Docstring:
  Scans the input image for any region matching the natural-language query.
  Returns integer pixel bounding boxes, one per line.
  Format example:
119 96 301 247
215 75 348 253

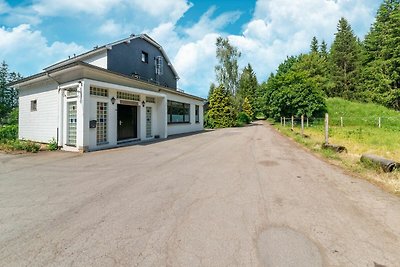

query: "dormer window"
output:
141 51 148 63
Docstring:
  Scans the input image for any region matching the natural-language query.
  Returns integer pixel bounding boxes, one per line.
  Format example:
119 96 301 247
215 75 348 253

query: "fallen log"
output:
322 143 347 153
360 154 399 173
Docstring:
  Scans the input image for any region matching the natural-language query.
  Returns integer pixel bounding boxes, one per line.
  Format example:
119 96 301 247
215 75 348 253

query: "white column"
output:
57 86 64 147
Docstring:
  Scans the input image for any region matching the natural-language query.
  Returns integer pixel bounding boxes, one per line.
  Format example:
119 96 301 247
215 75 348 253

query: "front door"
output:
117 104 137 141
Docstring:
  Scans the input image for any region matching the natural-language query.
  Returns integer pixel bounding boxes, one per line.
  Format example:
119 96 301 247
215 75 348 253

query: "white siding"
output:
165 92 204 136
83 51 107 69
19 82 59 143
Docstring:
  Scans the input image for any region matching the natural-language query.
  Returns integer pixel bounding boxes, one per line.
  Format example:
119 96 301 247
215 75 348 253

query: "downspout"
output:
46 72 61 147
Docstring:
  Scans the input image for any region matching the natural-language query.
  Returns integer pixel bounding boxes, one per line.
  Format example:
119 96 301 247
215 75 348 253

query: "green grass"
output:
274 97 400 195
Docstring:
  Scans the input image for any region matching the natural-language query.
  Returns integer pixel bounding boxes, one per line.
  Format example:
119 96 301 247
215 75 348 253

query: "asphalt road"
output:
1 122 399 266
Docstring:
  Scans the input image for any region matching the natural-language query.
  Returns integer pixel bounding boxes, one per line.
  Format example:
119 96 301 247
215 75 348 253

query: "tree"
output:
206 85 236 128
359 0 400 109
238 63 258 117
215 37 241 96
0 61 21 122
310 36 319 54
263 56 327 120
242 97 253 120
329 17 361 99
320 40 328 58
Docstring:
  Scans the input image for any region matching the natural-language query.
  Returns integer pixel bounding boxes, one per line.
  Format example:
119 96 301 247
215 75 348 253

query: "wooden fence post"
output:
283 117 286 127
291 116 294 130
378 117 381 128
325 113 329 145
280 117 283 126
340 117 343 127
301 115 304 137
306 117 309 128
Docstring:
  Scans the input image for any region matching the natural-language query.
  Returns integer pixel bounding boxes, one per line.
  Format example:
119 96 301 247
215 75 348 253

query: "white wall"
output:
83 51 107 69
19 82 59 143
165 91 204 136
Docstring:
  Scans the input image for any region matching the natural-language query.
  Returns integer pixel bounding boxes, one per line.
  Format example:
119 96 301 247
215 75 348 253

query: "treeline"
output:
0 61 21 125
262 0 400 119
206 0 400 127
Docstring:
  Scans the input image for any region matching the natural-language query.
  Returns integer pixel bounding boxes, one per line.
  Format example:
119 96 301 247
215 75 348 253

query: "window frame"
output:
195 105 200 123
30 100 37 112
167 100 190 124
141 51 149 63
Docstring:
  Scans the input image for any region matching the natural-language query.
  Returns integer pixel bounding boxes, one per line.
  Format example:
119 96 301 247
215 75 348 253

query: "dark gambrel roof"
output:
43 34 180 79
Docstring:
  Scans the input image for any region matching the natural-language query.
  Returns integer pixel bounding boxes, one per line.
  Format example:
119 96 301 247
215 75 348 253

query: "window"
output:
167 100 190 123
155 56 163 75
195 105 200 123
30 100 37 111
90 86 108 97
141 51 149 63
67 101 77 146
117 91 140 101
146 96 155 103
96 102 108 145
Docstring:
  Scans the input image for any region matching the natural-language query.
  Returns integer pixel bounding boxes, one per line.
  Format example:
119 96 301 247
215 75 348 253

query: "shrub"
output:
0 124 18 141
47 138 58 151
237 112 251 125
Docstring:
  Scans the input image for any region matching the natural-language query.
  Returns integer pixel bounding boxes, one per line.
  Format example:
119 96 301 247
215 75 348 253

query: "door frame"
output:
117 103 139 142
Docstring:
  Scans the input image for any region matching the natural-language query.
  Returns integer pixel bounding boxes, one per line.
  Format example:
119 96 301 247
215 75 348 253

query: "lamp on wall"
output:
142 100 145 107
111 97 116 105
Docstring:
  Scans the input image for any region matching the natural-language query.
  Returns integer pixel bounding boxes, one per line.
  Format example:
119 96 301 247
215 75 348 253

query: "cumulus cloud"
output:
174 33 220 95
184 6 241 40
0 24 85 75
32 0 123 16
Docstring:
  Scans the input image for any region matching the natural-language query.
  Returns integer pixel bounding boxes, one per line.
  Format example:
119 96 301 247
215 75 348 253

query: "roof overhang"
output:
10 62 204 102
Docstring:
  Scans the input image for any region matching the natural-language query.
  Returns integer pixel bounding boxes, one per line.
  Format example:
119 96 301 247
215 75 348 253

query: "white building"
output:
11 34 204 152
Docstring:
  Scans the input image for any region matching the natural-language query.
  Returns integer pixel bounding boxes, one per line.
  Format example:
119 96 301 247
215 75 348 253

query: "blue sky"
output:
0 0 382 97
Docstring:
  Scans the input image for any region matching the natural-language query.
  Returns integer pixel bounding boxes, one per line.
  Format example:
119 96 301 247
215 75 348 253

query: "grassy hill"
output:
325 98 400 129
276 97 400 195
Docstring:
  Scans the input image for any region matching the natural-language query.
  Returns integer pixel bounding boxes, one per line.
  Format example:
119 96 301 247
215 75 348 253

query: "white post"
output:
325 113 329 145
301 115 304 137
283 117 286 127
280 117 283 126
378 117 381 128
291 116 294 130
306 117 309 128
340 116 343 127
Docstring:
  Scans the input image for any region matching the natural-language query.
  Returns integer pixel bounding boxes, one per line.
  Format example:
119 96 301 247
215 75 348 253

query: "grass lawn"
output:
273 98 400 195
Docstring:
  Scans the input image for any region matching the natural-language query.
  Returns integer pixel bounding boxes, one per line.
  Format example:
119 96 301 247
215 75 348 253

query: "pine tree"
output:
0 61 21 121
329 17 361 99
360 0 400 109
206 85 236 128
238 63 258 117
320 40 328 58
310 36 319 54
242 97 253 120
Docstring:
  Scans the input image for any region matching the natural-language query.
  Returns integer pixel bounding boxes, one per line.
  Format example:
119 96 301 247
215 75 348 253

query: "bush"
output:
0 124 18 141
204 113 215 129
47 138 58 151
0 139 40 153
237 112 251 125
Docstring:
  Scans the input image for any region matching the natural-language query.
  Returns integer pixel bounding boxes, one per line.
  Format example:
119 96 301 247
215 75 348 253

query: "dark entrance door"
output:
117 104 137 141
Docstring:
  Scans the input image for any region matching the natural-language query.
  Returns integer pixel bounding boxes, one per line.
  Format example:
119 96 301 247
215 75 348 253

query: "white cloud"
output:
184 6 241 40
32 0 122 16
129 0 192 24
174 33 219 95
98 19 126 37
0 24 85 75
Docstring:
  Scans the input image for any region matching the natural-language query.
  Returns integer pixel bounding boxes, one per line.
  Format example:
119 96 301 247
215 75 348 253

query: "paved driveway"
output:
1 122 399 266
